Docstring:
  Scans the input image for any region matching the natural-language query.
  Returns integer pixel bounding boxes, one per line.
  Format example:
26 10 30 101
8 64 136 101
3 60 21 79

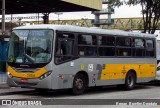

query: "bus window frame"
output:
132 37 146 58
145 38 156 58
97 34 116 57
77 33 98 57
54 31 156 65
54 31 78 65
116 36 132 57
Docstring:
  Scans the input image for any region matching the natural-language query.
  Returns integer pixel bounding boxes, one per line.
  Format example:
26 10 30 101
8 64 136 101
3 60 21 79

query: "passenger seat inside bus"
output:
35 53 51 63
84 47 96 56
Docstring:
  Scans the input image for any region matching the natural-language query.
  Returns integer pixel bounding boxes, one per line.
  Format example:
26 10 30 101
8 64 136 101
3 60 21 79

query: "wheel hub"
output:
128 75 133 86
75 78 83 89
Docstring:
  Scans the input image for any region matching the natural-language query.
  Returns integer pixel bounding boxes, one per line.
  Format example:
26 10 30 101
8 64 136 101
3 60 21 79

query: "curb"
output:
0 83 10 89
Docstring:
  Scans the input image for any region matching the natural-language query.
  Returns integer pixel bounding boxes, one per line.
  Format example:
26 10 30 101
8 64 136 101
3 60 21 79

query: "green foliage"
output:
125 0 140 5
126 0 160 34
137 23 143 30
158 23 160 29
108 0 123 7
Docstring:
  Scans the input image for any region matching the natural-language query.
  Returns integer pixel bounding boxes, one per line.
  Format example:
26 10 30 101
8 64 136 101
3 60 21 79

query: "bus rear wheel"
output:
124 71 136 90
72 73 86 95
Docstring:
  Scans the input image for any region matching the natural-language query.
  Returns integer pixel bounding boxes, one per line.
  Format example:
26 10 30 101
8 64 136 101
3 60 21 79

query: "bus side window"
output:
84 46 96 56
146 39 154 57
55 33 75 64
98 35 115 57
56 38 74 56
132 38 145 57
78 34 97 56
56 39 63 55
61 39 74 56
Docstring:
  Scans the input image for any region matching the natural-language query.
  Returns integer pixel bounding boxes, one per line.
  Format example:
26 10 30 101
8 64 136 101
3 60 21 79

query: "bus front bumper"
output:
7 75 52 89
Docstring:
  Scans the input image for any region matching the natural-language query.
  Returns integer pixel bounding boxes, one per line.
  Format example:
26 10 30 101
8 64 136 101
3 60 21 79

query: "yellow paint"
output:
8 66 47 78
80 64 85 70
62 0 102 10
100 64 156 80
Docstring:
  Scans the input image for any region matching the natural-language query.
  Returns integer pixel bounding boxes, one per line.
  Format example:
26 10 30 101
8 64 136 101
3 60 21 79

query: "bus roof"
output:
14 24 156 38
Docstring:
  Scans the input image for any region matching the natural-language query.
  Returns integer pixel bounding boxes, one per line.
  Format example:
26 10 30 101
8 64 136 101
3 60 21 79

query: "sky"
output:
53 4 143 20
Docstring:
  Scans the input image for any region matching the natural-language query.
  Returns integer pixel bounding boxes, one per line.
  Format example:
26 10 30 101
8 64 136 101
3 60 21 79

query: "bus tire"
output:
72 73 86 95
124 71 136 90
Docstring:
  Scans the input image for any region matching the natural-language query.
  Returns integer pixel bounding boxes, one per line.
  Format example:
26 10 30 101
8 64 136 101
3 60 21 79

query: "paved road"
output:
0 82 160 108
0 82 160 99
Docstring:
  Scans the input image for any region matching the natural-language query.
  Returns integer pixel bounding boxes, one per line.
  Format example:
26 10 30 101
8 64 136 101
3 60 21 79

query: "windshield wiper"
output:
24 53 35 63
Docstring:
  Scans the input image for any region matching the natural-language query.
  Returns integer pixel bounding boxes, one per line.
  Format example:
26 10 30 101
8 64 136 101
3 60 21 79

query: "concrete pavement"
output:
0 73 6 83
0 74 10 88
0 83 10 88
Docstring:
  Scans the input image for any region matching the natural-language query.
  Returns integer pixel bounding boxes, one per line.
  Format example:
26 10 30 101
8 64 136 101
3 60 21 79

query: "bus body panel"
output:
7 57 156 89
7 25 156 91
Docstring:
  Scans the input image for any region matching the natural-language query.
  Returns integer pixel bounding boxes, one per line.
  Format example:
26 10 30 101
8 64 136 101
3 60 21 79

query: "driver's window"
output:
55 32 75 64
56 38 63 55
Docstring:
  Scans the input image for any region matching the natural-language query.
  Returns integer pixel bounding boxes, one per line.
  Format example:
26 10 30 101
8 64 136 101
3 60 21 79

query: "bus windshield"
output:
8 30 53 64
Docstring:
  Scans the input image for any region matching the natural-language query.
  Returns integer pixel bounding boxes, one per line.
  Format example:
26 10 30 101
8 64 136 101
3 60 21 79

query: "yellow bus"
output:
7 25 156 95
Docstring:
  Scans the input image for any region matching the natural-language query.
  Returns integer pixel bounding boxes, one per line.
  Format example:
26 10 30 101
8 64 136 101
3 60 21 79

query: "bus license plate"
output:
20 78 28 83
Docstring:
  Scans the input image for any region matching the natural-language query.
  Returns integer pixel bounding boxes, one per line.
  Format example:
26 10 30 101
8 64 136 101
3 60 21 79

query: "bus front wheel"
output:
72 73 86 95
124 71 136 90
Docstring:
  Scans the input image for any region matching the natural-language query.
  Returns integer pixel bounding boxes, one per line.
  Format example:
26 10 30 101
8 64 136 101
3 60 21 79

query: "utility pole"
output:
54 12 63 25
42 13 50 24
2 0 5 35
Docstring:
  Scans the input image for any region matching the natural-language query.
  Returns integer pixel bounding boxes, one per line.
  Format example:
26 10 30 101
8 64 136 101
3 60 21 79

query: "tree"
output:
126 0 160 34
109 0 123 7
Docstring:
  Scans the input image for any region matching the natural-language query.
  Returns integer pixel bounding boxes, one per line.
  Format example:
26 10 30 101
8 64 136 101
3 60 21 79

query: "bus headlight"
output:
7 72 13 78
39 71 52 80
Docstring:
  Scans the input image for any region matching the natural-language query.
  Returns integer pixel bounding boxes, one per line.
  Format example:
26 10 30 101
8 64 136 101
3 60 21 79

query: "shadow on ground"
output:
0 81 160 98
